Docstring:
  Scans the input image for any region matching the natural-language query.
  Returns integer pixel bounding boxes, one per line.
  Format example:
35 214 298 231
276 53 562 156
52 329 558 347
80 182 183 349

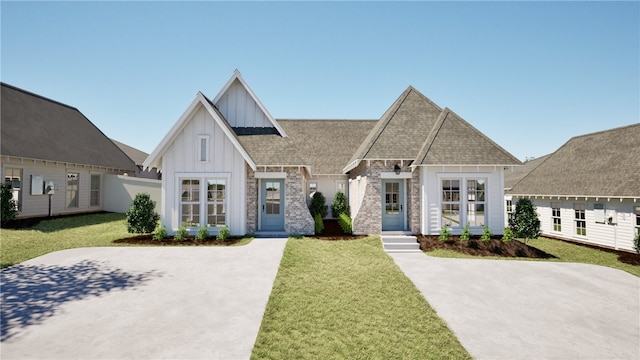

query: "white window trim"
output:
197 134 210 162
573 203 587 237
175 173 231 230
438 174 489 229
550 202 561 233
255 172 287 179
90 173 101 207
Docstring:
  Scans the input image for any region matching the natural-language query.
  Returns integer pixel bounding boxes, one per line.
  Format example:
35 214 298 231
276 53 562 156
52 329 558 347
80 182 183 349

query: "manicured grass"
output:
0 213 253 268
0 213 131 268
251 236 471 359
426 237 640 277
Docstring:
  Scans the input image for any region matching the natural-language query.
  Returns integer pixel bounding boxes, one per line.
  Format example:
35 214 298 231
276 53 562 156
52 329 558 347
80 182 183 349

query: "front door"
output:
382 180 405 231
261 180 285 231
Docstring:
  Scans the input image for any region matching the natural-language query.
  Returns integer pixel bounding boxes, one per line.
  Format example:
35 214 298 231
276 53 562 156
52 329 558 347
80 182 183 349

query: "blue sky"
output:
2 1 638 161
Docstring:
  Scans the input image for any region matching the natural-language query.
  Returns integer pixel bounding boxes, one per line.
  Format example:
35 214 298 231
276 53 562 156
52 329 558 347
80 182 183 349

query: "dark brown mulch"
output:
418 235 556 259
113 234 246 246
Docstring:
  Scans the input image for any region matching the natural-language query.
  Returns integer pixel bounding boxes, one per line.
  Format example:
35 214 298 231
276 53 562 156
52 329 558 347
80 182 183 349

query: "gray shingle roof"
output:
504 154 551 190
509 123 640 197
1 83 137 172
110 138 149 166
415 108 521 165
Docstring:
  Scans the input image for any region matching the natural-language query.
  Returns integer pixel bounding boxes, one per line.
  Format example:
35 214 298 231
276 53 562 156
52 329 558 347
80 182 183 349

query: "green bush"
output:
460 224 471 241
634 230 640 254
0 184 19 226
481 226 492 241
314 213 324 235
330 191 350 218
217 226 230 241
439 224 451 242
153 224 167 241
196 226 209 241
175 226 188 241
309 192 328 218
502 227 514 242
338 213 352 234
509 198 540 243
125 193 160 234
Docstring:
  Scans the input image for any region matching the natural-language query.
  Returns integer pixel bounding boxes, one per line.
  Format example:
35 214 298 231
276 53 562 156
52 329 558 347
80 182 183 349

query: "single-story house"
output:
509 123 640 252
1 83 140 218
111 138 161 180
144 70 521 236
503 154 551 225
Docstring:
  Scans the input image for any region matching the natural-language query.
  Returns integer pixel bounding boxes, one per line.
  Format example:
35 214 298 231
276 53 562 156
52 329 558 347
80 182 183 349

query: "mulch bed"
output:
418 235 556 259
308 219 367 241
113 234 246 246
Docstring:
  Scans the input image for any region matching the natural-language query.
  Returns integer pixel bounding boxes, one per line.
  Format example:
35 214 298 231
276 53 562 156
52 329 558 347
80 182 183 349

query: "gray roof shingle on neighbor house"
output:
415 108 521 166
504 154 551 190
110 138 149 166
1 83 138 172
509 123 640 197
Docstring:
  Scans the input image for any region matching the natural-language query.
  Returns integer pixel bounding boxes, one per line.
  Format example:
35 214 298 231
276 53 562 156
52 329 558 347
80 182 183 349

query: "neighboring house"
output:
111 138 161 179
144 70 521 236
1 83 139 218
509 124 640 252
503 154 551 225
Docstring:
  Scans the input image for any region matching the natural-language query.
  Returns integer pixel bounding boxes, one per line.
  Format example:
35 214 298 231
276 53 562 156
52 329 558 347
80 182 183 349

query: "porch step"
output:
381 235 421 253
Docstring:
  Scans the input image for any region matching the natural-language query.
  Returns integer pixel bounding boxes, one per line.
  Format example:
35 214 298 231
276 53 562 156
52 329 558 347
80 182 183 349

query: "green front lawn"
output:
427 237 640 277
251 236 470 359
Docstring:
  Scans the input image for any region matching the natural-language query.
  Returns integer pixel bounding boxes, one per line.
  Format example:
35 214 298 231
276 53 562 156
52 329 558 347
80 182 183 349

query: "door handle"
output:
400 204 403 212
262 204 265 212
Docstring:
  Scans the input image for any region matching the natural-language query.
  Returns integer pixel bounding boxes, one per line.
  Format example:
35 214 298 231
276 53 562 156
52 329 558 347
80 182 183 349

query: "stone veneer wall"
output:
349 160 420 234
245 166 314 235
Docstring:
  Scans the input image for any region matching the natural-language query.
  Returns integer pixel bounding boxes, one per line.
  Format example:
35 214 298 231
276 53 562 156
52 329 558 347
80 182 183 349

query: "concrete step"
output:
381 235 417 244
381 235 421 253
383 242 421 251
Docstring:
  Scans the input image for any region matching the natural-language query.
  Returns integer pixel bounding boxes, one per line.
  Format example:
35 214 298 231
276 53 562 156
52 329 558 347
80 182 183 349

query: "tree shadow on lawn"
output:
1 260 158 342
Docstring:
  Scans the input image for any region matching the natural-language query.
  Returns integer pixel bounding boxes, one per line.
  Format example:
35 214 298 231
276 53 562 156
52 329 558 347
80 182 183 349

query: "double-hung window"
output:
179 176 228 229
466 179 486 227
441 179 460 227
67 172 79 208
551 202 561 232
635 207 640 236
90 174 101 206
574 203 586 236
4 168 22 211
506 200 514 222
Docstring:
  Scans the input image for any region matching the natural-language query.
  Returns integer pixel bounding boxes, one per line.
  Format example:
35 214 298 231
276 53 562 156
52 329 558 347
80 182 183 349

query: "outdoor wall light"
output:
394 164 401 175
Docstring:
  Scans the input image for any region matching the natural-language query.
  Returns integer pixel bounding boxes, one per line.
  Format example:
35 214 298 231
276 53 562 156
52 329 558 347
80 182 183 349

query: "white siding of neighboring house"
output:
526 198 638 251
348 175 367 220
103 174 161 214
421 166 505 236
307 175 349 218
160 104 247 235
215 79 272 128
1 159 122 218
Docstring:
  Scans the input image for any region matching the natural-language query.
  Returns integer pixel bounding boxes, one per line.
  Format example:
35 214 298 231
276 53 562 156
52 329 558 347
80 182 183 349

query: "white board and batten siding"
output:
161 103 247 235
215 79 272 128
420 166 506 235
530 198 638 252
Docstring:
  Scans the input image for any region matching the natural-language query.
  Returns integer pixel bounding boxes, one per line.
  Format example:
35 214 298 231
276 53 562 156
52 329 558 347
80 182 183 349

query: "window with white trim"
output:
466 179 486 227
635 207 640 236
336 180 346 193
574 203 586 236
181 179 200 227
441 179 461 227
206 179 226 227
4 168 22 211
90 174 100 206
198 135 210 162
551 202 561 232
66 172 79 208
506 200 513 222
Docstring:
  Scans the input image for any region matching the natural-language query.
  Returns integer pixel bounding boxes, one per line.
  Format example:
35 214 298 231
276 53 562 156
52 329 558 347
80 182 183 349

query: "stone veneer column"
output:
245 167 258 234
284 167 314 235
408 169 421 234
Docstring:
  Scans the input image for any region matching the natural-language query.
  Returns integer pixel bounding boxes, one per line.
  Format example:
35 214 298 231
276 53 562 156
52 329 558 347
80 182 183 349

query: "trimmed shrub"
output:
314 213 324 235
509 198 540 243
217 226 230 241
309 192 328 218
502 227 514 242
481 226 492 241
153 224 167 241
125 193 160 234
175 226 188 241
330 191 350 218
196 226 209 241
338 213 352 234
439 224 451 242
460 224 471 241
1 184 19 226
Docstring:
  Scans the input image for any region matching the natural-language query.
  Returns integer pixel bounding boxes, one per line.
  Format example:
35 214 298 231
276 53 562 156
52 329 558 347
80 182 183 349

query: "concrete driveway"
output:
391 253 640 360
1 239 287 360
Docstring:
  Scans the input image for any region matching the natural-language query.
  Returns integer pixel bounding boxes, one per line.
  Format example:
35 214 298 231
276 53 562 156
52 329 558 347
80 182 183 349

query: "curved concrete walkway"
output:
391 253 640 360
1 239 287 360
